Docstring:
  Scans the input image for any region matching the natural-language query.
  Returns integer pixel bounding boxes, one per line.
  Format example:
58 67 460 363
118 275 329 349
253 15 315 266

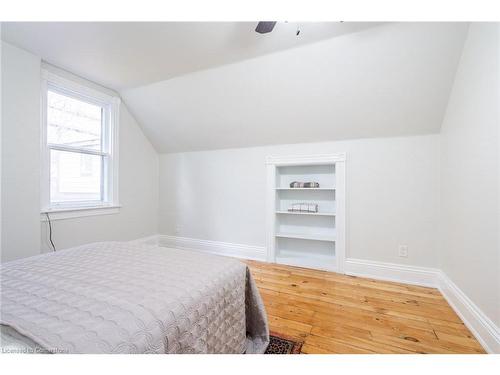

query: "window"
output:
41 69 120 216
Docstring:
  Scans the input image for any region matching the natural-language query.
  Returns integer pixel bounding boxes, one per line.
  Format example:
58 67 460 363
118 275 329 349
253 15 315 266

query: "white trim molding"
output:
438 272 500 354
40 67 121 216
345 258 441 288
345 257 500 353
40 205 121 221
156 234 267 261
128 235 161 247
41 67 118 103
265 152 346 273
266 153 346 166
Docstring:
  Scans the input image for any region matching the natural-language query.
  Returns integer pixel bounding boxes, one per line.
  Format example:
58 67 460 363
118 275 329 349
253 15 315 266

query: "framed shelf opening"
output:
266 153 346 273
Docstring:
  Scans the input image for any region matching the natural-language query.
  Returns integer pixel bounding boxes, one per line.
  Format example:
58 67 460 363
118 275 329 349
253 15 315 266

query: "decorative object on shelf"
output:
289 181 320 188
288 203 319 213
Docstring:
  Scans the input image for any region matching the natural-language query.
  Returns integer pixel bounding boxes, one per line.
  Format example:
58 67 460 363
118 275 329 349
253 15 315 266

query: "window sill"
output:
40 205 121 221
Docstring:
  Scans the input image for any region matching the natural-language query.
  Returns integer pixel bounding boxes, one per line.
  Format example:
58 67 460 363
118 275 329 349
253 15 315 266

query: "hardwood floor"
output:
245 260 485 354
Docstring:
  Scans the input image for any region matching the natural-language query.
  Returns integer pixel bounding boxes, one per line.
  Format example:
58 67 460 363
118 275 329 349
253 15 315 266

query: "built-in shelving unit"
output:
266 154 346 273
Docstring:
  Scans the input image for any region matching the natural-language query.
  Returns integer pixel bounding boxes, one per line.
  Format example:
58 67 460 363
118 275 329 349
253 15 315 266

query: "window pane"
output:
50 149 102 203
47 90 102 151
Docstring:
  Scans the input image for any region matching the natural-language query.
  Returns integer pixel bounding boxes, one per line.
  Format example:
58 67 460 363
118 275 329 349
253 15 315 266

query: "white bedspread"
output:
0 242 269 354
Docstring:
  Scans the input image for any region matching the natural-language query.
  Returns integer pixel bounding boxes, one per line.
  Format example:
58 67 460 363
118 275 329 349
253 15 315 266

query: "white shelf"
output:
276 232 336 242
276 210 335 217
276 187 335 190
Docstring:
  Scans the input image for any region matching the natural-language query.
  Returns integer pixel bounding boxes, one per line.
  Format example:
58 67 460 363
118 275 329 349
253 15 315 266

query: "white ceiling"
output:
121 23 468 153
1 22 381 90
2 22 469 153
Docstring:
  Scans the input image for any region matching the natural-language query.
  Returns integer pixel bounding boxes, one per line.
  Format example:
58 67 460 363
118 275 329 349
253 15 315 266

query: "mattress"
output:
0 242 269 354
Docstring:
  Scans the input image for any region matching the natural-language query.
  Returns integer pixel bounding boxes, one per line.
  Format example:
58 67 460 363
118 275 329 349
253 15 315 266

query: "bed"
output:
0 241 269 354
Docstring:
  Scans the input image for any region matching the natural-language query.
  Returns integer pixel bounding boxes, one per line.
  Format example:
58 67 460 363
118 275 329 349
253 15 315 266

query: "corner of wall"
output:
436 22 500 352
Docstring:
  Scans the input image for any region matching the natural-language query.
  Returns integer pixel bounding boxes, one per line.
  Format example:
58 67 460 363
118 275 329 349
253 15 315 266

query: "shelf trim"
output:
266 152 346 166
276 232 336 242
275 253 337 272
275 187 336 190
275 210 335 216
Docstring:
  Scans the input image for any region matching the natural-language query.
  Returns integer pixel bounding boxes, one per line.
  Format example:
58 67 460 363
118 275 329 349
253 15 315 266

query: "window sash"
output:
47 84 110 114
48 143 109 157
48 147 107 207
46 91 110 207
47 85 110 153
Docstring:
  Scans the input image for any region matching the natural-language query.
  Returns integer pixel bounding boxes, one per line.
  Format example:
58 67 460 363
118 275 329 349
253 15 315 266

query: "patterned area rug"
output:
265 332 303 354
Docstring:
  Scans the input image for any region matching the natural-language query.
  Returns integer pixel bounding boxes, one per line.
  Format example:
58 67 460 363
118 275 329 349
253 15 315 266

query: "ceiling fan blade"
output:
255 22 277 34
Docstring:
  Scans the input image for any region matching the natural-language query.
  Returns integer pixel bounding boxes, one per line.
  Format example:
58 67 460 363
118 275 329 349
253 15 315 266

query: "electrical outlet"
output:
174 226 181 235
398 245 408 257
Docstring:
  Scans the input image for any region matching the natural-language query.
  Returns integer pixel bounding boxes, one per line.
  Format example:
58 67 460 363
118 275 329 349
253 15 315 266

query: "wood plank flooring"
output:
245 260 485 354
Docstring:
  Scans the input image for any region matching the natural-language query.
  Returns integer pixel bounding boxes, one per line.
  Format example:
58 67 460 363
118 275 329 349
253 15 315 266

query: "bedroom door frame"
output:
265 153 346 274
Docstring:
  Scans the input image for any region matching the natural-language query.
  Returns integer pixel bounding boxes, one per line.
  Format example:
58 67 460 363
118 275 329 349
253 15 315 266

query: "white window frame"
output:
40 69 120 220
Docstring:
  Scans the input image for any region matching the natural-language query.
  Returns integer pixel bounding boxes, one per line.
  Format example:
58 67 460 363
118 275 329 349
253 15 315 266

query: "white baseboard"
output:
128 234 160 246
345 257 499 353
345 258 441 288
438 271 500 354
156 234 267 261
129 236 499 353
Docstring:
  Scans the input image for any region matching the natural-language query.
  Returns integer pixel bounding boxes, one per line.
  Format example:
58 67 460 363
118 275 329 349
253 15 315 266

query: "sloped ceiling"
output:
1 22 380 90
2 22 469 153
121 23 468 153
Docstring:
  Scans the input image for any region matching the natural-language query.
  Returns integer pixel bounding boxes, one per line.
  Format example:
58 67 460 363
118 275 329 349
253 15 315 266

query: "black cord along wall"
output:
45 213 56 251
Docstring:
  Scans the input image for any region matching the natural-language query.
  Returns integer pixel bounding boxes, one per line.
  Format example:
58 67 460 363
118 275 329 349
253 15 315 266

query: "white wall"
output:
159 135 440 267
1 42 159 261
1 42 42 262
40 105 159 252
440 23 499 327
